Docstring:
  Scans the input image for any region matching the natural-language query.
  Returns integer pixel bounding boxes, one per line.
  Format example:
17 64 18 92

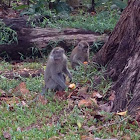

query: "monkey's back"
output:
70 46 78 61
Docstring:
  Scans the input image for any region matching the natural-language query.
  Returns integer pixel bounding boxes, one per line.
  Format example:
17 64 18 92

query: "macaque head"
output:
78 41 89 53
50 47 65 61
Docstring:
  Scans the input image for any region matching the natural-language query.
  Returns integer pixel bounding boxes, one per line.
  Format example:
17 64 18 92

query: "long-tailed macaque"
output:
41 47 72 94
70 41 89 69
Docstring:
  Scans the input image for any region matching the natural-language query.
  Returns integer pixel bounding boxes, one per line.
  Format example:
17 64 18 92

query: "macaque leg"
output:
55 73 66 91
41 73 66 95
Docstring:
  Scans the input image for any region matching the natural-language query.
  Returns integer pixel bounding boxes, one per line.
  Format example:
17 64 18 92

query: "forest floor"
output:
0 3 140 140
0 59 139 140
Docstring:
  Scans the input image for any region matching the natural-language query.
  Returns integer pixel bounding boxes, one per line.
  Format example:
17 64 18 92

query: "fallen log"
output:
0 18 108 59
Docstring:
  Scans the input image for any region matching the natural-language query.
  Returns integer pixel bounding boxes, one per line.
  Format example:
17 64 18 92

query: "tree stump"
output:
92 0 140 115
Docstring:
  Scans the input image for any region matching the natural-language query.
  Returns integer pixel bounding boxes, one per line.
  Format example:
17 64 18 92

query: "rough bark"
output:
0 18 108 59
92 0 140 115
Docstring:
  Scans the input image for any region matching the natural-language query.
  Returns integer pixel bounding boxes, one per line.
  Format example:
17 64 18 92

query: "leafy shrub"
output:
95 0 128 11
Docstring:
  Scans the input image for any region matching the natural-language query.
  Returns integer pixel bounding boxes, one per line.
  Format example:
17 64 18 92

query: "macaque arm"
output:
40 87 46 95
73 55 82 65
51 69 66 89
85 56 89 62
63 65 72 81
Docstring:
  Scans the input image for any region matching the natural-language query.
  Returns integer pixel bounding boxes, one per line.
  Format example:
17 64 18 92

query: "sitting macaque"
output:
41 47 72 94
70 41 89 69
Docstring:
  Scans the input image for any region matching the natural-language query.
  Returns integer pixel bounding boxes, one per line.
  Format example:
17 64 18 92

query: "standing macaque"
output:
70 41 89 69
41 47 72 94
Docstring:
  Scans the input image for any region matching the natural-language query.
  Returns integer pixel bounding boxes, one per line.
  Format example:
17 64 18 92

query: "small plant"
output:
0 20 18 45
90 41 105 53
95 0 128 12
24 5 119 33
0 61 13 71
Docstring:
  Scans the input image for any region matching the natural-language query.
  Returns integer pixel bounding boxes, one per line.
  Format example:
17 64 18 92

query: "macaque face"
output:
52 48 64 61
82 45 89 53
78 42 89 53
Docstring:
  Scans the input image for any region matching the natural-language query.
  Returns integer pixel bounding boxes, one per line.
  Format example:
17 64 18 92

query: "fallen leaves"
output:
109 91 115 101
82 125 95 132
81 135 94 140
6 96 20 105
0 82 46 109
0 89 6 96
90 12 96 16
135 110 140 123
68 86 99 109
116 111 127 116
21 101 28 107
77 120 82 128
3 131 11 140
121 135 131 140
81 135 118 140
92 91 102 99
14 82 30 95
11 82 33 102
37 94 48 105
48 136 61 140
67 89 78 98
55 91 67 100
78 99 92 108
78 87 88 96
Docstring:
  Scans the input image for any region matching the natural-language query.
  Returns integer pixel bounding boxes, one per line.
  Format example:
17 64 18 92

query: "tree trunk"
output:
92 0 140 115
90 0 96 12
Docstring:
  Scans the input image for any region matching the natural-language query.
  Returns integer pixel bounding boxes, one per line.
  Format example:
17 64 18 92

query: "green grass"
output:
0 60 139 139
0 20 18 45
29 10 119 33
71 64 111 95
53 11 119 33
21 62 43 70
0 61 13 71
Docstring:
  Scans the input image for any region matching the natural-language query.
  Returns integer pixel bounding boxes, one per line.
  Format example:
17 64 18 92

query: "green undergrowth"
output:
28 10 119 33
0 20 18 45
53 11 119 33
0 60 139 139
